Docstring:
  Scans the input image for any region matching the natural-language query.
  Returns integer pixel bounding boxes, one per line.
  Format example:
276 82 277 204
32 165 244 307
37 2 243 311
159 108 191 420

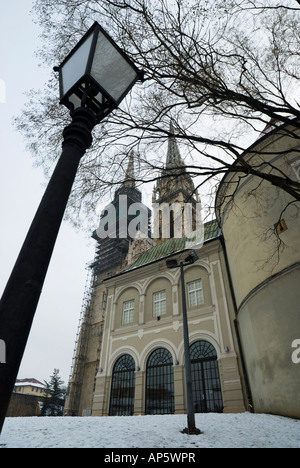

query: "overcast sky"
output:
0 0 199 387
0 1 96 385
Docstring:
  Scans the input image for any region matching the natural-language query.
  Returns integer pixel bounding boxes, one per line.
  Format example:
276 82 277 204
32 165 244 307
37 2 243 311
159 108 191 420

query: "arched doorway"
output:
145 348 175 415
109 354 136 416
190 341 223 413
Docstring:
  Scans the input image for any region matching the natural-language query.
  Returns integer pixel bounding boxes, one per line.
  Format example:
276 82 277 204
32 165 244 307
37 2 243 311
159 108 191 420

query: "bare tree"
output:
15 0 300 228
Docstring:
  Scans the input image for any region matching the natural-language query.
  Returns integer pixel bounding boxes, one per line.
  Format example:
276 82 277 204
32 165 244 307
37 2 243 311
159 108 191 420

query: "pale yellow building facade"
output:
14 378 47 398
92 228 247 416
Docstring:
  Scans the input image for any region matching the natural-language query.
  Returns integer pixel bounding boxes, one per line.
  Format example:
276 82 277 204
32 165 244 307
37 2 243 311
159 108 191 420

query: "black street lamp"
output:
166 250 202 435
0 22 143 433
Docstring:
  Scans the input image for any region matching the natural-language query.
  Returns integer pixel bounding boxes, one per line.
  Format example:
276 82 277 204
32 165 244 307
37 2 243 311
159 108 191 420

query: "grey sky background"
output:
0 0 197 386
0 0 96 385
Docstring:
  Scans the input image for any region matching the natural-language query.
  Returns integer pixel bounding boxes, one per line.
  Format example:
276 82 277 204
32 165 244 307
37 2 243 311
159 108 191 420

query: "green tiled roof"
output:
127 219 221 271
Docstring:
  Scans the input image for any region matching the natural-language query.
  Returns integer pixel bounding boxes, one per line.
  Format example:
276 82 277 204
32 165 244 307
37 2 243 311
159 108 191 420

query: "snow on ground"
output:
0 413 300 448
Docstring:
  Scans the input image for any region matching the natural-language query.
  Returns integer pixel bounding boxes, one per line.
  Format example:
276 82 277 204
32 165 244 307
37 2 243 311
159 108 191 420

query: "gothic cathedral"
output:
65 120 300 419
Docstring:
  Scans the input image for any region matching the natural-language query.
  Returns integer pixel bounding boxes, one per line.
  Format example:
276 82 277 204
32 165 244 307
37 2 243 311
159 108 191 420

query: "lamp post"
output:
0 22 143 433
166 251 202 435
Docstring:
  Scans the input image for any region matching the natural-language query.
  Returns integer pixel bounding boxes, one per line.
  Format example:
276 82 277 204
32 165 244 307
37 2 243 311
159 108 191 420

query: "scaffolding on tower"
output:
64 262 97 416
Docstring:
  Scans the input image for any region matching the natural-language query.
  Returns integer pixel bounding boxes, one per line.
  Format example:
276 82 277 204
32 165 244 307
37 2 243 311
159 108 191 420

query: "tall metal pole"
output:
180 262 201 435
0 108 96 433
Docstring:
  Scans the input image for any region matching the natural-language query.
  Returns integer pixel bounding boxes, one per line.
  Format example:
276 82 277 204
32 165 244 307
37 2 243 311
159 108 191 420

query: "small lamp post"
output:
166 250 202 435
0 22 143 433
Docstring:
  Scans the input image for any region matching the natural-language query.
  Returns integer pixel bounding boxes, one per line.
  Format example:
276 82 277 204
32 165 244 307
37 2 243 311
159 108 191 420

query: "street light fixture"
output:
0 22 144 433
54 22 143 123
167 250 202 435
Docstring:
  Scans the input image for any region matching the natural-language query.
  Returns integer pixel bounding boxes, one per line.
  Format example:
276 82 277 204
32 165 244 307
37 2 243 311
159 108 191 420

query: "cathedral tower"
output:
152 121 200 246
91 150 151 277
64 152 151 416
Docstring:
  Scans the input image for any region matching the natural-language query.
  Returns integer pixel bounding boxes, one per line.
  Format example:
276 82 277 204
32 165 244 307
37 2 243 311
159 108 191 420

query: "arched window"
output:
145 348 175 415
109 354 136 416
190 341 223 413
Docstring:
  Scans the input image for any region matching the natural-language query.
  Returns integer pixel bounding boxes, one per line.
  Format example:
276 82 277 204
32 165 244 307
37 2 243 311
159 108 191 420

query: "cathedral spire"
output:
123 150 136 189
152 119 200 246
166 120 184 168
115 149 142 203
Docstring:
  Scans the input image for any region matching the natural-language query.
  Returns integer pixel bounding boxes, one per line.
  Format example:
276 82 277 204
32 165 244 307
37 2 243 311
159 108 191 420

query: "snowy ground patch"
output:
0 413 299 448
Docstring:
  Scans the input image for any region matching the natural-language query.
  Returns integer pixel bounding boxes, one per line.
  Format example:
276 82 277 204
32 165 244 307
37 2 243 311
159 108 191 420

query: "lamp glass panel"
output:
61 34 93 95
91 31 138 102
68 93 82 110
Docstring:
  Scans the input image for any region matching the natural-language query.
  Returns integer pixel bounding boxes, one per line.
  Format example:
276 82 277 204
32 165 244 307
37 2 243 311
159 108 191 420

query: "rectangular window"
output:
122 300 135 325
188 280 204 307
153 290 167 317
